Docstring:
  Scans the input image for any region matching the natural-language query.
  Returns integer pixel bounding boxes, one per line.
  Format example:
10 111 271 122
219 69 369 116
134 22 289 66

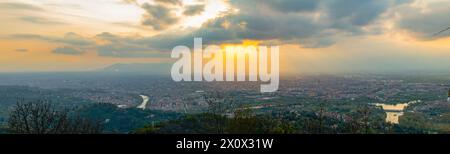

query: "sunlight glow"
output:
182 0 230 28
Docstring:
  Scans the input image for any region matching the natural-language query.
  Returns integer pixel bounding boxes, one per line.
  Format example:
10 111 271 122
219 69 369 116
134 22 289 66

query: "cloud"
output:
96 42 154 57
20 16 65 25
231 0 319 13
121 0 182 6
134 0 413 48
121 0 138 5
95 32 169 58
270 0 319 13
154 0 182 6
324 0 390 26
0 2 43 11
52 46 85 55
434 27 450 37
5 32 168 58
8 0 443 59
8 32 95 46
15 49 28 52
183 4 205 16
83 0 416 54
140 3 179 30
395 1 450 40
97 48 169 58
126 0 205 30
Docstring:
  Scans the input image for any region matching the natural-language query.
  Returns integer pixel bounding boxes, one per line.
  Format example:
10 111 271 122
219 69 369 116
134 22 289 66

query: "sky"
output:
0 0 449 74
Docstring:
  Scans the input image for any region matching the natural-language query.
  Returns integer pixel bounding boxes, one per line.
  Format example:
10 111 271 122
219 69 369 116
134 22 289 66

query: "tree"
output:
317 104 325 133
227 109 259 133
358 105 371 134
8 100 103 134
203 92 235 134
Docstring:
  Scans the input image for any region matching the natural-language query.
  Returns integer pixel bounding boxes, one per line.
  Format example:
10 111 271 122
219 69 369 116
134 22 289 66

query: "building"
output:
447 90 450 103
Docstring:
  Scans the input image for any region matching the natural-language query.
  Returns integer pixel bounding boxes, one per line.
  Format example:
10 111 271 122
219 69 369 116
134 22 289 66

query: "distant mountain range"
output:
98 63 172 75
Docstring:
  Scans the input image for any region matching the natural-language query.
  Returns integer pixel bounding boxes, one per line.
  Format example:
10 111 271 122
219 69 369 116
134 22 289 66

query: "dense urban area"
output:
0 71 449 134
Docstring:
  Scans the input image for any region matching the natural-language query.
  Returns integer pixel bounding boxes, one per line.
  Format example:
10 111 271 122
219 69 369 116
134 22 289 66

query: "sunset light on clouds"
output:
2 0 450 142
0 0 449 73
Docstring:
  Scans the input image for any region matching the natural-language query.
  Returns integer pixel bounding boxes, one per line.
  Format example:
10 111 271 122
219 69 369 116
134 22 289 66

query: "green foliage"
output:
76 103 181 133
227 109 295 134
135 105 432 134
398 112 433 133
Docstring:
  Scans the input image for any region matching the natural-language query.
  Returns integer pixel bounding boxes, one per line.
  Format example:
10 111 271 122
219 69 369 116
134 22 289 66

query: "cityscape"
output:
0 0 450 137
0 70 449 134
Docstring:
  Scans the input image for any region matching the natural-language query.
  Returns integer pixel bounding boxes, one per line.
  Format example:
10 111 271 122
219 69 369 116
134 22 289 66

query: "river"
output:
137 95 149 110
374 100 420 124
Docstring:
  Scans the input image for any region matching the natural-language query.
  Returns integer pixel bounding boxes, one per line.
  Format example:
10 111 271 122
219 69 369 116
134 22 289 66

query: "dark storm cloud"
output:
172 13 325 48
140 3 179 30
434 27 450 37
396 2 450 40
85 0 415 56
324 0 390 27
135 0 414 49
230 0 320 13
269 0 319 13
183 4 205 16
52 46 85 55
125 0 204 30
